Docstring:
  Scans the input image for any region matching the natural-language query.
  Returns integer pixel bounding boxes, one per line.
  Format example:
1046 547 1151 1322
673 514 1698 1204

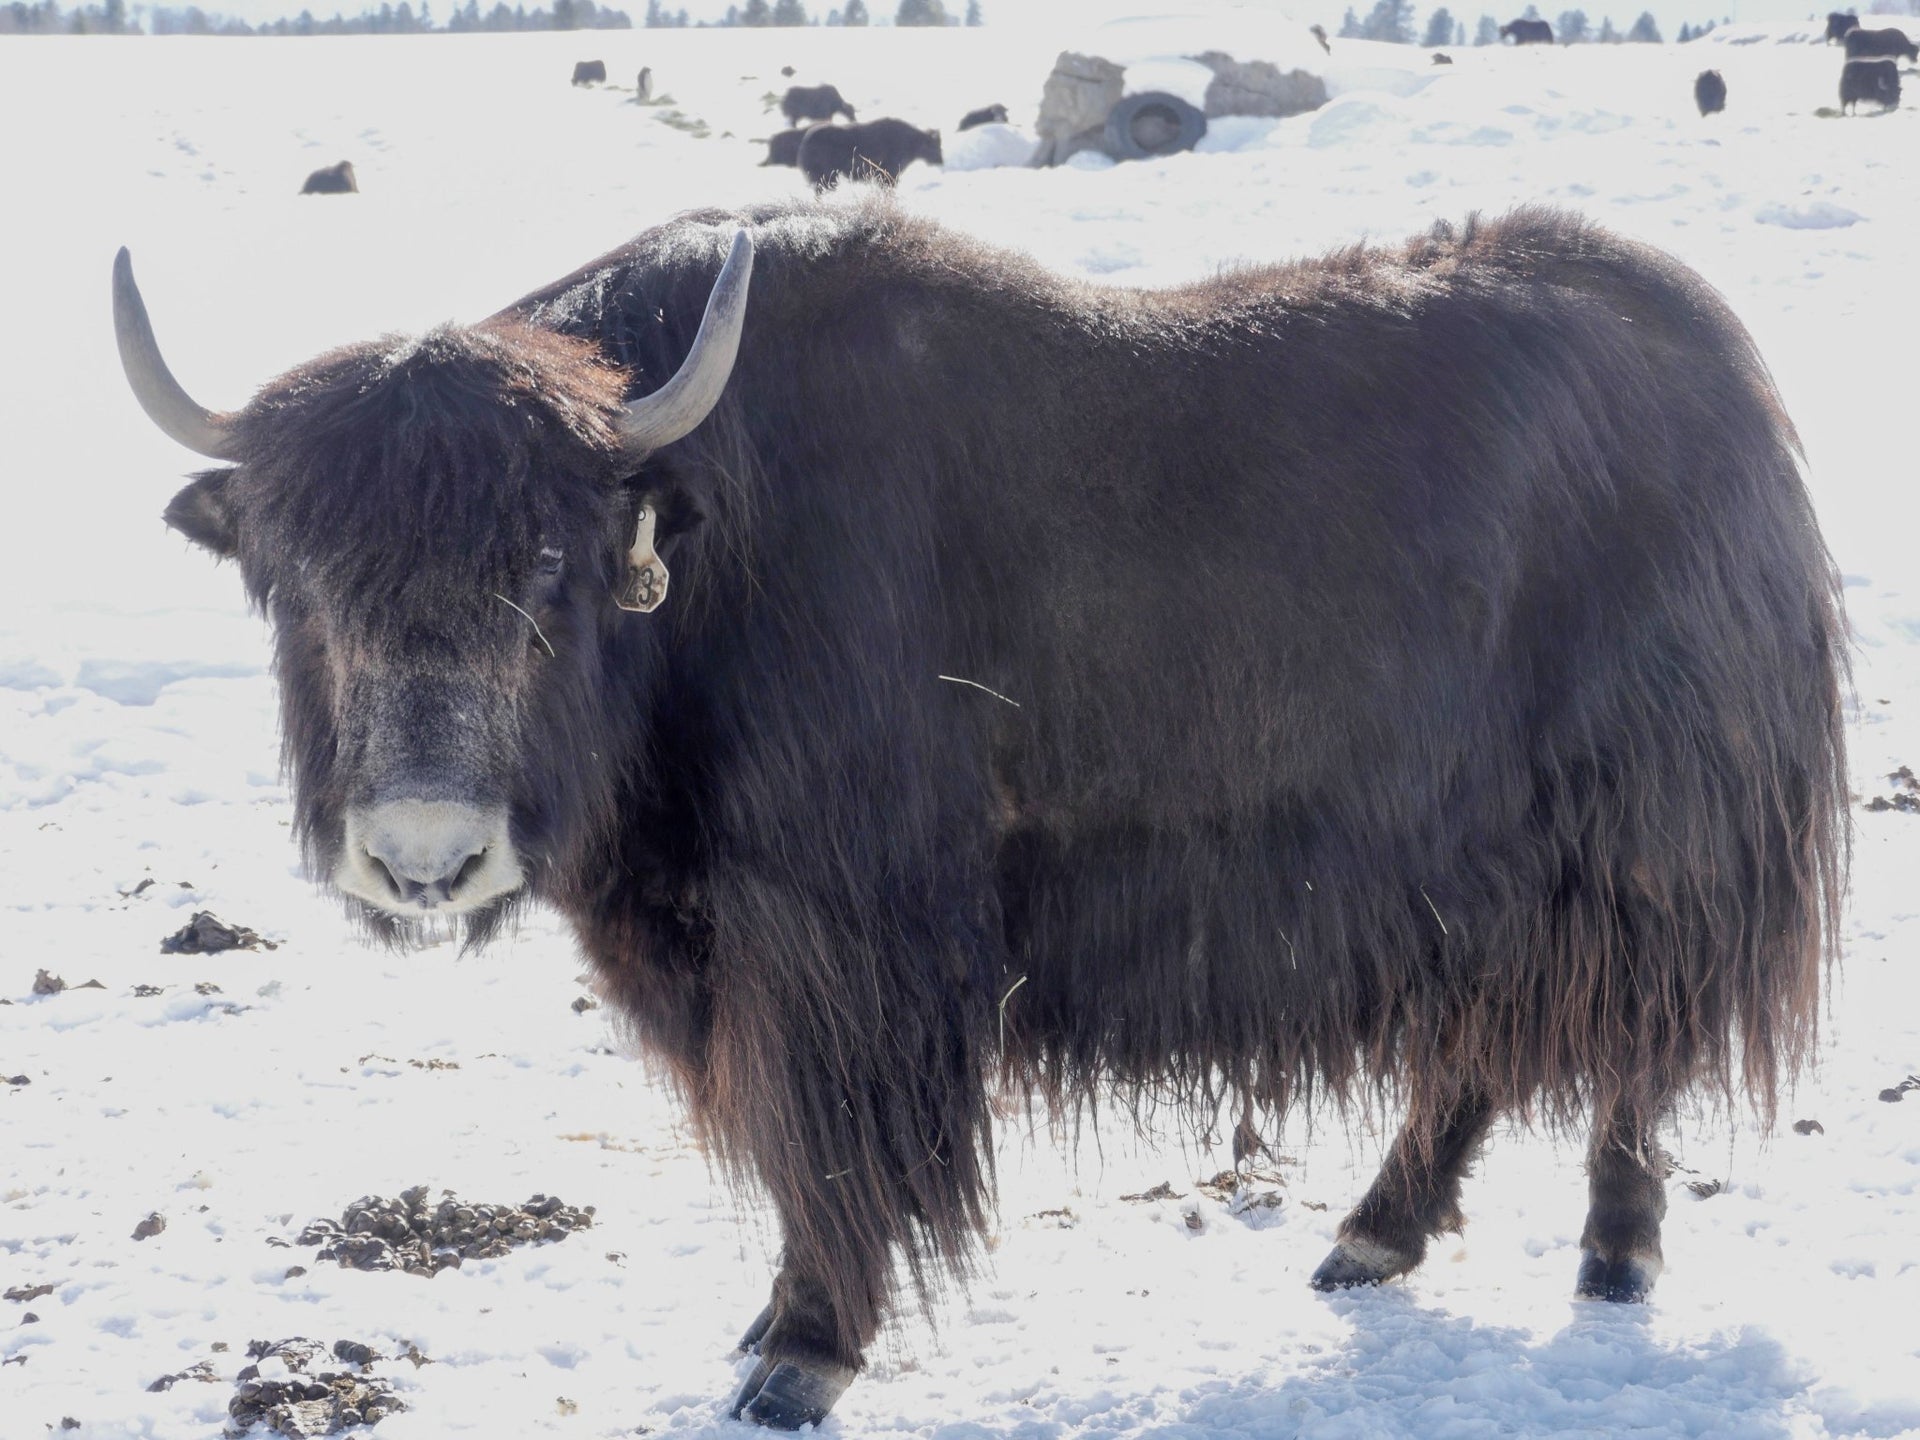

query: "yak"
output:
112 197 1846 1430
797 118 942 189
779 82 855 125
1826 10 1859 43
958 103 1010 130
1500 16 1554 43
571 59 606 86
760 125 813 167
1695 69 1727 115
1843 25 1918 60
299 160 357 195
1841 56 1901 110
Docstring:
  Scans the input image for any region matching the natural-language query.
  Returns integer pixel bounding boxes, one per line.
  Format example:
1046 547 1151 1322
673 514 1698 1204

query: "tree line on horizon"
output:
0 0 980 30
1337 0 1737 45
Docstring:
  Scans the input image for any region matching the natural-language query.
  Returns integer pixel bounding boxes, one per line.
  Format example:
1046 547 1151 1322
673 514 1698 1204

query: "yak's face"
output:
112 231 756 939
169 326 642 934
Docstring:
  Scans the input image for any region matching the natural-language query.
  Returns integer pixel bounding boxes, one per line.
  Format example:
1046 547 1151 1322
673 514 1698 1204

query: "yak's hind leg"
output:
1575 1097 1672 1302
1312 1086 1495 1290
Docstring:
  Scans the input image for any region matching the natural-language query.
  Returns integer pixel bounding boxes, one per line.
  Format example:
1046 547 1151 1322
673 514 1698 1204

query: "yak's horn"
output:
112 248 239 462
618 228 754 459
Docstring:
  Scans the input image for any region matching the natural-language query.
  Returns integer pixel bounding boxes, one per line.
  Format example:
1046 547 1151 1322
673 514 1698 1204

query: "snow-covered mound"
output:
3 21 1919 1440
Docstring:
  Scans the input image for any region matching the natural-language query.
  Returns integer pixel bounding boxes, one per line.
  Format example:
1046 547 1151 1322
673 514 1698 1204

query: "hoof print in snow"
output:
1878 1074 1919 1103
1685 1178 1724 1199
162 911 276 955
1792 1118 1825 1135
297 1185 594 1275
133 1212 168 1241
227 1337 404 1436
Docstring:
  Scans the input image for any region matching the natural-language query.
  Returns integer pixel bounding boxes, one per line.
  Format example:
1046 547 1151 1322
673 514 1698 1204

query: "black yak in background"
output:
779 82 855 124
958 103 1010 130
1843 25 1918 60
1500 16 1554 42
299 160 357 194
113 198 1846 1429
1695 69 1727 115
570 59 606 85
797 118 942 188
1826 10 1860 43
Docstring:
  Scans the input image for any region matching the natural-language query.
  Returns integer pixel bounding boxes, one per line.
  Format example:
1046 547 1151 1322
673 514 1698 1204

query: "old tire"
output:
1103 91 1207 160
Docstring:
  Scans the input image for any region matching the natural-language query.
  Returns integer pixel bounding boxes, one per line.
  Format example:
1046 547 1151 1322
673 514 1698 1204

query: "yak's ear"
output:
164 470 239 558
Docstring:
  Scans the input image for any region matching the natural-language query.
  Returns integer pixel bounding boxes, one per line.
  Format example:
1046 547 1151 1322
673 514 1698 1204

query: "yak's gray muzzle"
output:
337 801 523 916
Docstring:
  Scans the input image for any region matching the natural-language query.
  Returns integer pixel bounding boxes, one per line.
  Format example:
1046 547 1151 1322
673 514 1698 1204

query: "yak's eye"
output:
538 547 565 577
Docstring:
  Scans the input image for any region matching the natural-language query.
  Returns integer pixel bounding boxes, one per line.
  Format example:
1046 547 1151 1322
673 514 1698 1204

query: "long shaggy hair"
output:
205 197 1846 1368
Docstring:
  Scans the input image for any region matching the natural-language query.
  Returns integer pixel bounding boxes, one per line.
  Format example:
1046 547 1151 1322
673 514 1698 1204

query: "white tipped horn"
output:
112 248 239 462
618 228 754 460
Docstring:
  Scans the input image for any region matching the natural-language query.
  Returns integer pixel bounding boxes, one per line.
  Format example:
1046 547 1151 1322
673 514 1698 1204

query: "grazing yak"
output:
1841 56 1901 111
1826 10 1859 44
797 118 942 188
1500 16 1554 43
779 82 855 125
958 103 1010 130
299 160 357 195
571 59 606 86
113 198 1846 1429
1695 69 1727 115
761 126 813 166
1843 25 1918 61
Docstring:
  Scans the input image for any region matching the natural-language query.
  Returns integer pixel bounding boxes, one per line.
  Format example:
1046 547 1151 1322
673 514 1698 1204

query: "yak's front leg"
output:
1574 1096 1671 1302
1312 1085 1495 1290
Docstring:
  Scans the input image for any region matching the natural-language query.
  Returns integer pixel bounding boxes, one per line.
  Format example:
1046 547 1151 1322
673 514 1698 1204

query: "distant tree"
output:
1557 7 1588 39
1596 14 1617 39
894 0 946 21
964 0 979 20
1422 5 1454 44
1359 0 1414 41
771 0 804 19
738 0 768 20
1626 7 1658 39
1473 12 1498 41
1338 4 1363 35
841 0 865 19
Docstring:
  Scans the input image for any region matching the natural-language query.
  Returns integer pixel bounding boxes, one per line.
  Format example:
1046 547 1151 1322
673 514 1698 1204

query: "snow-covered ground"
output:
3 16 1919 1439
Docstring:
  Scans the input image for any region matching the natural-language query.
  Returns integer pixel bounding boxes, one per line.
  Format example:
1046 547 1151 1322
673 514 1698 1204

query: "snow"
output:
4 18 1920 1440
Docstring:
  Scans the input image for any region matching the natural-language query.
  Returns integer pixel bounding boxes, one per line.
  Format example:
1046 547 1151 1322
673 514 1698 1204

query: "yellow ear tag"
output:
616 504 670 613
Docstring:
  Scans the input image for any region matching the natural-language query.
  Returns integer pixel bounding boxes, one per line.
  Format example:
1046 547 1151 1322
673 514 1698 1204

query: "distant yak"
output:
571 60 606 86
1825 11 1859 44
1500 17 1554 43
1841 56 1901 112
1433 51 1455 64
798 118 942 189
300 160 357 195
780 83 856 125
1694 69 1726 116
1843 25 1918 61
958 103 1010 130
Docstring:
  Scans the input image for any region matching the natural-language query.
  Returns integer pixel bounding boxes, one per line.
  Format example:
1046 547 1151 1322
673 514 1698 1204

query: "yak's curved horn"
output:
619 228 755 459
112 248 239 462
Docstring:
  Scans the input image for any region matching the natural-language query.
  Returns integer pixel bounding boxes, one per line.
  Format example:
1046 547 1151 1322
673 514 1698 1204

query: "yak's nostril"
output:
449 848 489 897
364 850 404 901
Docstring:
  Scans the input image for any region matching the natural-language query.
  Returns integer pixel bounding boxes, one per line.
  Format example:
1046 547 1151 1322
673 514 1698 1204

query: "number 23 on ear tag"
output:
616 503 670 613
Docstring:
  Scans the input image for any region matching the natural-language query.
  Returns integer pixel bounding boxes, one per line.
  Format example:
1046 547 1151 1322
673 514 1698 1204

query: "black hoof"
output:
730 1355 855 1429
734 1303 775 1356
1309 1237 1415 1292
1574 1248 1660 1303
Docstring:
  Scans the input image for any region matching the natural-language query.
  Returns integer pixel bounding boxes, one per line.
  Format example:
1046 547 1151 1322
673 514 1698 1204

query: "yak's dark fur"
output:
761 126 813 166
299 161 357 195
1694 69 1726 116
779 82 855 124
958 103 1010 130
1500 16 1554 42
167 198 1846 1385
798 118 942 188
1841 57 1901 111
1844 25 1918 60
571 59 607 85
1826 10 1860 44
